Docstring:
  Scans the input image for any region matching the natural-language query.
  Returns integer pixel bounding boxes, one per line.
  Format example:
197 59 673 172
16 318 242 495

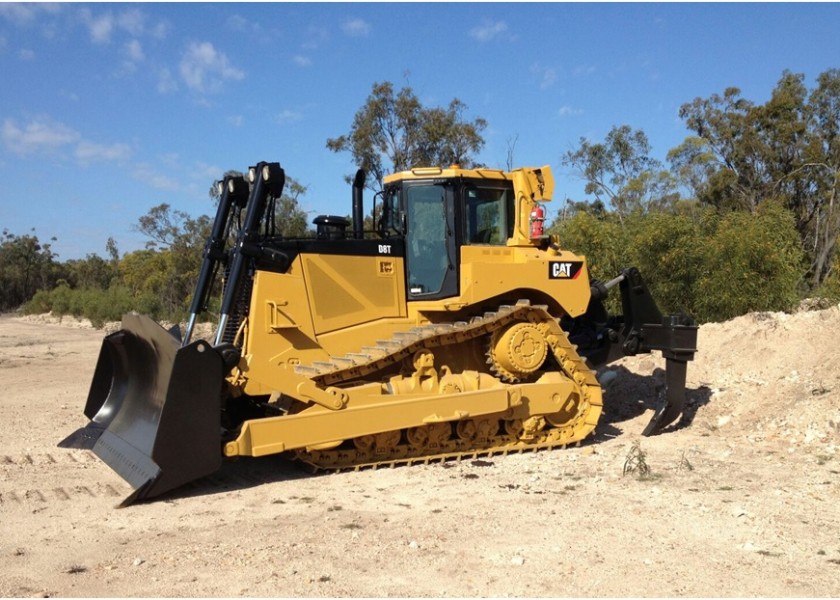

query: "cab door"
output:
402 182 458 300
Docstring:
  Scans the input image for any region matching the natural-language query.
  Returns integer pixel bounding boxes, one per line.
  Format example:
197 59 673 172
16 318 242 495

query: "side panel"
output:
239 251 407 396
456 245 592 317
302 253 407 335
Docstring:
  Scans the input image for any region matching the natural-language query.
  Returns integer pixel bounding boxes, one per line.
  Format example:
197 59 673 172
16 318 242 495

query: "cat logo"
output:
548 261 583 280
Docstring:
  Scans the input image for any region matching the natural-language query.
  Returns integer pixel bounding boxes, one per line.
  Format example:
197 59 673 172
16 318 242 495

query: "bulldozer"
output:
60 161 697 505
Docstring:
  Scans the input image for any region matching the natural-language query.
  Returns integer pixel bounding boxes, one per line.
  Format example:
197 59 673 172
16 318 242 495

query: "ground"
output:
0 307 838 598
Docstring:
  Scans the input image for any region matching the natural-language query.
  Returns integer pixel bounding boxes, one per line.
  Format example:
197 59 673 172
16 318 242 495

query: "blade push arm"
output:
183 174 248 346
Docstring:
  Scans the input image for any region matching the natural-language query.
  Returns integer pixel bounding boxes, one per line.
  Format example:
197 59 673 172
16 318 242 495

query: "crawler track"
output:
293 300 603 471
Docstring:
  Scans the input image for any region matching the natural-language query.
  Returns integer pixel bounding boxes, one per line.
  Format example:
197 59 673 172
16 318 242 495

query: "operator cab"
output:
379 169 515 300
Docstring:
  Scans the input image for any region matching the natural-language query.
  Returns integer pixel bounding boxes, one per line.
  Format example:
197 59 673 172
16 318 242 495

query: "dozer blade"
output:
642 357 688 436
59 313 224 505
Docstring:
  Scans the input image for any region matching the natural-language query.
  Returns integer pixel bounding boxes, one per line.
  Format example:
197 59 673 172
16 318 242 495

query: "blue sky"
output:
2 2 839 260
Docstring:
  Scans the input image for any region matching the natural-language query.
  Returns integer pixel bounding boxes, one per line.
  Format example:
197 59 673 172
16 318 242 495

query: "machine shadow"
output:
150 454 320 504
589 365 712 442
146 366 712 504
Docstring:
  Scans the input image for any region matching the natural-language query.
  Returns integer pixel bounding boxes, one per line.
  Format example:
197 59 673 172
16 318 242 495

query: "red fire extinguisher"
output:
529 203 545 239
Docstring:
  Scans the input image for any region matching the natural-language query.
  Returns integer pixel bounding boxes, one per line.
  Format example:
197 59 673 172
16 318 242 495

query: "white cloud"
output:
0 3 34 24
78 7 165 44
558 105 583 118
293 55 312 67
156 67 178 94
227 115 244 127
275 109 303 125
80 9 114 44
131 163 180 191
75 140 132 165
193 161 222 182
0 3 59 26
530 63 557 90
124 39 145 62
573 64 596 78
179 41 245 94
227 14 249 32
1 116 132 165
469 20 508 42
2 117 79 155
116 8 145 37
301 25 329 51
226 14 263 36
149 20 169 40
342 18 371 37
60 90 79 102
18 48 35 61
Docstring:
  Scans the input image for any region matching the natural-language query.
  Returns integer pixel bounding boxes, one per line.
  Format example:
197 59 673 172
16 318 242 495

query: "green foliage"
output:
625 209 707 316
815 251 840 302
63 253 118 290
0 229 64 312
326 80 487 189
676 69 840 288
551 202 804 323
550 211 629 280
693 203 804 320
271 177 312 238
23 283 145 328
562 125 680 221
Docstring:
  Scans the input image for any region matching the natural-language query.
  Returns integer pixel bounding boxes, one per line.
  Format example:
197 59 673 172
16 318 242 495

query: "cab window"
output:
406 184 448 295
464 185 513 244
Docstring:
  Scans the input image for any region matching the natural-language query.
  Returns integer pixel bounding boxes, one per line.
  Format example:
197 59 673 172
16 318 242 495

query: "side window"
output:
406 185 448 295
464 186 513 244
379 186 402 237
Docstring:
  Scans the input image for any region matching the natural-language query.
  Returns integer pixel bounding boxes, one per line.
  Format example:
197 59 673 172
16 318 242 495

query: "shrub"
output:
552 202 805 323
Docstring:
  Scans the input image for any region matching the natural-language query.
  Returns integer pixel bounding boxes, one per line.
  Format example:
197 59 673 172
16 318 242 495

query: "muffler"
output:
59 312 224 505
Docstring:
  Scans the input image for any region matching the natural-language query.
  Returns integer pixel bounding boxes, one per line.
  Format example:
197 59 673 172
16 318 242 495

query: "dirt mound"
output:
607 304 840 455
13 312 217 340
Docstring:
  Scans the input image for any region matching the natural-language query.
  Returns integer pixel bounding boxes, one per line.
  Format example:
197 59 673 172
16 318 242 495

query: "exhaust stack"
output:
352 168 366 239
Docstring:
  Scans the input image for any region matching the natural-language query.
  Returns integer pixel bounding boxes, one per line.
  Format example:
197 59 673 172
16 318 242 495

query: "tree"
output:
136 203 209 251
133 204 211 316
562 125 680 224
64 254 116 290
674 69 840 287
326 81 487 190
0 229 63 311
267 176 311 238
803 69 840 287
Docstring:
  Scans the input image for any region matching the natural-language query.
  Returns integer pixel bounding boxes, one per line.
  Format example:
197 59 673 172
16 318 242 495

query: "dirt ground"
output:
1 306 839 598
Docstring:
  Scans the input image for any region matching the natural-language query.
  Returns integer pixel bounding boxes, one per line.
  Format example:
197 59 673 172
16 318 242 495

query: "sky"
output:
1 2 839 261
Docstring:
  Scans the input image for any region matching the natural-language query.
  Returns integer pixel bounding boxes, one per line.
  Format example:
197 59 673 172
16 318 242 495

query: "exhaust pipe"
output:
352 168 366 239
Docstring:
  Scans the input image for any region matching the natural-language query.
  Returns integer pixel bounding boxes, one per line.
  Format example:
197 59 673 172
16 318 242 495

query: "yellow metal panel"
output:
302 254 406 335
229 386 512 457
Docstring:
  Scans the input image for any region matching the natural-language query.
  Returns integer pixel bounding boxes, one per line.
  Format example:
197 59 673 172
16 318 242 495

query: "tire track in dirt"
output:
0 450 125 508
1 451 100 466
0 483 123 506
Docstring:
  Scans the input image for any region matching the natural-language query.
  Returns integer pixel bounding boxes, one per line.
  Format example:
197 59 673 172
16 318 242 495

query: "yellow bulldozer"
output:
60 161 697 505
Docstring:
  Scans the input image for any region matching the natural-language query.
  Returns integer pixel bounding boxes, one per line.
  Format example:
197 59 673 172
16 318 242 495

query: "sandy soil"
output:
1 307 839 598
